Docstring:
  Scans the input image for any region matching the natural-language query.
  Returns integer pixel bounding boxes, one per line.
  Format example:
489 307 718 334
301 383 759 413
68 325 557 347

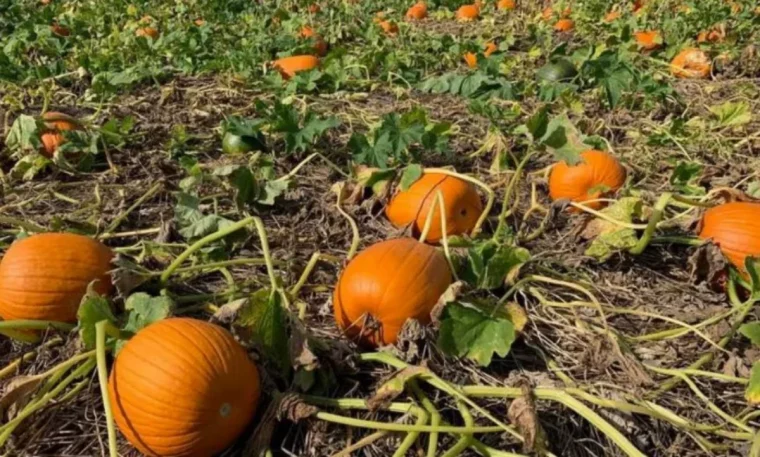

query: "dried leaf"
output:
367 366 427 411
0 374 44 419
506 302 528 333
688 241 728 291
110 255 151 297
582 197 642 261
430 280 464 325
289 319 319 372
507 387 546 453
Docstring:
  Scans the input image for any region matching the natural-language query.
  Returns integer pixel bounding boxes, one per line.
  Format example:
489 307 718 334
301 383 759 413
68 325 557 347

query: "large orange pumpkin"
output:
670 48 711 79
40 111 80 157
272 55 319 79
548 150 626 210
634 30 662 50
497 0 516 10
699 203 760 272
386 173 483 243
406 2 427 20
0 233 113 322
109 318 260 457
333 238 452 346
456 4 480 21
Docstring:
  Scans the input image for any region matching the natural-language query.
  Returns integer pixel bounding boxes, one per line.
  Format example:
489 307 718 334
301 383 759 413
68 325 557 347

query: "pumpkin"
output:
378 20 399 35
333 238 452 346
50 23 70 37
385 173 483 243
604 10 621 22
308 3 321 13
632 0 645 12
299 26 328 56
272 55 319 79
109 318 260 457
456 4 480 21
40 111 80 157
406 2 427 20
699 202 760 272
136 27 159 39
464 52 478 68
634 30 662 50
0 233 113 323
548 150 626 210
542 6 571 21
497 0 516 10
670 48 711 79
697 26 725 43
536 58 578 82
553 19 574 32
484 41 498 57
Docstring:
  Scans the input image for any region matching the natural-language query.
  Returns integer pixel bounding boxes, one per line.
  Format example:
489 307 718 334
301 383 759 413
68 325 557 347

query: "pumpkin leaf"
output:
77 289 118 350
4 115 41 154
747 181 760 199
745 257 760 300
438 301 516 367
459 240 530 290
669 161 704 196
745 362 760 405
234 289 291 376
739 323 760 347
116 293 175 354
582 197 643 261
399 164 423 191
709 101 751 128
174 192 235 240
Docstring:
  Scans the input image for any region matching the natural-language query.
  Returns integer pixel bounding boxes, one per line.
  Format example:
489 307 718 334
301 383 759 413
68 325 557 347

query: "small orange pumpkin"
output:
0 233 113 323
604 10 621 22
464 52 478 68
136 27 159 39
378 20 399 35
548 150 626 210
670 48 711 79
697 26 725 43
299 26 328 56
40 111 80 157
406 2 427 20
308 3 321 13
484 41 498 57
553 18 574 32
272 55 319 79
50 23 70 37
109 318 260 457
542 5 571 21
497 0 516 10
333 238 452 346
634 30 662 50
386 173 483 243
456 4 480 21
699 202 760 272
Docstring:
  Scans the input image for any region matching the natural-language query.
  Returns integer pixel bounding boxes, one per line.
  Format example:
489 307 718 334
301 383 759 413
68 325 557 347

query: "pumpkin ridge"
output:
170 320 230 380
117 351 213 403
372 240 418 319
112 389 207 425
398 245 439 320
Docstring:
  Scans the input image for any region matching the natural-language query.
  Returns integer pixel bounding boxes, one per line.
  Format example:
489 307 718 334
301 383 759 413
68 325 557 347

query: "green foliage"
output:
174 192 235 240
438 301 517 367
709 101 752 128
583 197 643 261
420 71 521 100
399 164 423 191
235 289 291 376
669 161 705 196
459 240 530 290
77 291 118 350
117 293 174 353
515 108 590 165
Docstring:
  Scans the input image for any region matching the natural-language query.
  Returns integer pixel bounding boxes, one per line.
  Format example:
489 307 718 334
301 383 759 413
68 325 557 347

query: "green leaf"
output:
747 181 760 199
739 323 760 347
669 161 704 196
77 290 117 350
583 197 642 261
539 114 586 165
399 164 423 191
746 362 760 405
523 107 549 141
438 301 516 367
709 101 751 128
235 289 290 376
174 192 234 240
118 293 174 353
744 257 760 300
259 179 290 205
460 240 530 290
5 115 41 153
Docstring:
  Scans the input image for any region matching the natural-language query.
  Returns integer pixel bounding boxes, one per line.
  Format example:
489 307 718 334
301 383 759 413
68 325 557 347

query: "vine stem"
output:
409 380 441 457
418 190 458 280
0 320 76 332
251 217 278 292
0 216 47 233
494 151 535 240
99 181 163 237
441 400 473 457
330 431 389 457
148 258 271 276
315 411 502 434
392 405 428 457
0 337 64 381
630 192 672 255
528 275 609 333
290 251 321 299
275 152 350 182
423 168 495 238
95 322 118 457
335 184 360 260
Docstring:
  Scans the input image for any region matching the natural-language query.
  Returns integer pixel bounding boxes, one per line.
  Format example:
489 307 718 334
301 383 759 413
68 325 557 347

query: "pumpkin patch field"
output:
2 0 760 456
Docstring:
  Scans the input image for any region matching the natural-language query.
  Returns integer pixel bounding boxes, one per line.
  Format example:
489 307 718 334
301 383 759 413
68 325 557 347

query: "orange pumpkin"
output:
272 55 319 79
697 27 725 43
604 10 621 22
50 23 70 37
109 318 260 457
670 48 711 79
378 20 399 35
40 111 80 157
308 3 321 13
136 27 159 39
632 0 645 12
0 233 113 323
699 202 760 272
456 4 480 21
464 52 478 68
634 30 662 50
497 0 516 10
333 238 452 346
548 150 626 210
484 41 498 57
553 19 574 32
299 26 328 56
406 2 427 20
542 6 571 21
386 173 483 243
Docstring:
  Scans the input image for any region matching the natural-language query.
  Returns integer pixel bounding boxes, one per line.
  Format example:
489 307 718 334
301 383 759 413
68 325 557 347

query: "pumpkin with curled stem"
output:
40 111 80 157
333 238 452 346
549 150 626 210
406 2 427 20
0 233 113 322
699 202 760 273
272 55 319 79
386 173 483 243
670 48 711 79
109 318 260 457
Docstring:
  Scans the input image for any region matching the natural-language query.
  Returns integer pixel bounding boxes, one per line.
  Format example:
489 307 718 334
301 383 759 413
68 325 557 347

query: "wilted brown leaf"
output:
367 366 427 411
0 374 44 419
430 281 464 325
507 384 546 453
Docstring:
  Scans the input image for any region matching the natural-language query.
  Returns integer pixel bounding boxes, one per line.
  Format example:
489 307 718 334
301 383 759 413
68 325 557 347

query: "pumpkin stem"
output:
95 321 118 457
409 380 442 457
422 168 495 238
100 181 164 237
629 192 672 255
275 152 350 183
494 151 535 241
335 184 360 260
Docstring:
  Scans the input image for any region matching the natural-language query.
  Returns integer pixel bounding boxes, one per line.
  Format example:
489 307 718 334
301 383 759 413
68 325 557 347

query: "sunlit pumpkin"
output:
484 41 498 57
670 48 711 79
109 318 260 457
40 111 80 157
136 27 159 39
0 233 113 323
378 20 399 35
272 55 319 79
50 23 70 37
553 19 574 32
386 173 483 243
634 30 662 50
456 4 480 21
406 2 427 20
604 10 621 22
333 238 452 346
497 0 516 10
699 202 760 272
548 150 626 210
